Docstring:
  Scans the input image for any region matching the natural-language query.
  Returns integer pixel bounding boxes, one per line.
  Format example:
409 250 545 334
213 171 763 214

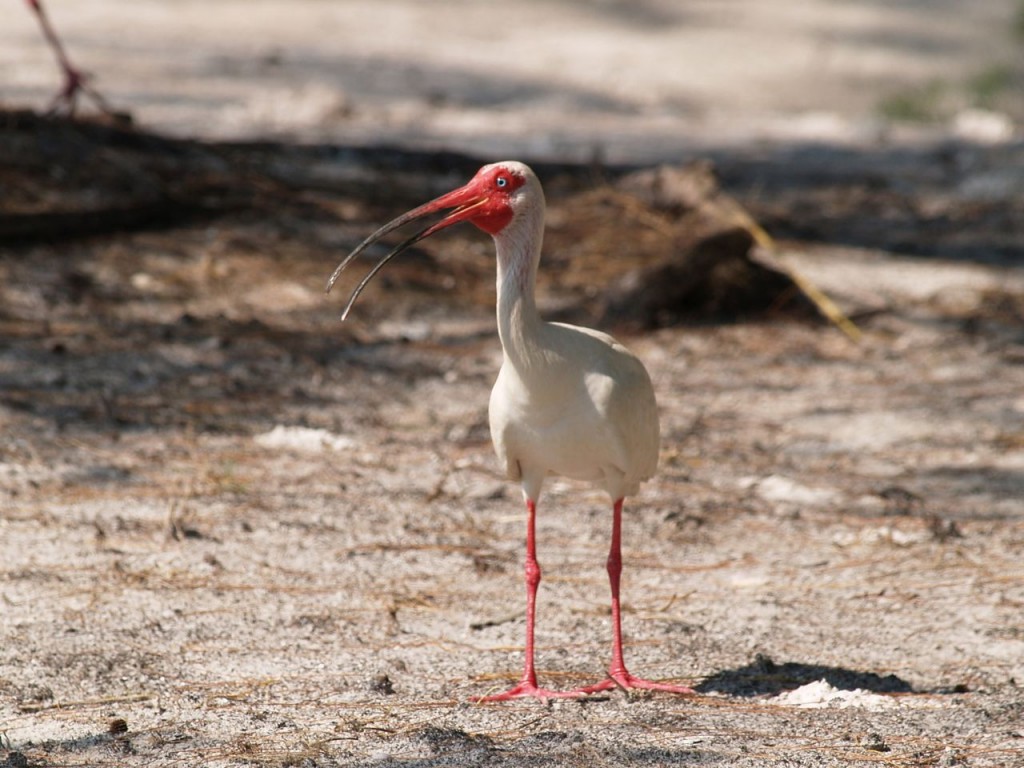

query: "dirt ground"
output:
3 0 1024 154
3 2 1024 767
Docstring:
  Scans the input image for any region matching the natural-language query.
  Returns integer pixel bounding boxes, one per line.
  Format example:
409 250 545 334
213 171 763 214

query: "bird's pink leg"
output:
474 498 583 702
575 498 694 696
26 0 113 115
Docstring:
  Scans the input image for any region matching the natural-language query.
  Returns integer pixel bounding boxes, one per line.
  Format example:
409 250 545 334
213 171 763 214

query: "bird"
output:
327 161 694 701
24 0 114 115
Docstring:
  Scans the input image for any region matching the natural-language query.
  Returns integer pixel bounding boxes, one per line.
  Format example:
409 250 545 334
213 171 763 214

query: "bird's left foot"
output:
573 671 694 696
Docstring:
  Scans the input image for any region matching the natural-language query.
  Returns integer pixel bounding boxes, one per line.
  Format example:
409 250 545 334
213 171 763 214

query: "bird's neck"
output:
494 221 545 370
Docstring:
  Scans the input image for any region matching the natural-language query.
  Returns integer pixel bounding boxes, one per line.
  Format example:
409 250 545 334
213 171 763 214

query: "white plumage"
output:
485 163 658 503
489 298 660 506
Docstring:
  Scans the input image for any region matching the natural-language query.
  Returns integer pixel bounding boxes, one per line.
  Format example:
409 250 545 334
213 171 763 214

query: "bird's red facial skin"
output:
468 167 525 235
388 165 525 241
325 164 527 317
471 205 514 235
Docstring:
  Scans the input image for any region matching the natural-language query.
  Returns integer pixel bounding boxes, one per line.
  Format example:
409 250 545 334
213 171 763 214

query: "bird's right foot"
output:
472 681 586 703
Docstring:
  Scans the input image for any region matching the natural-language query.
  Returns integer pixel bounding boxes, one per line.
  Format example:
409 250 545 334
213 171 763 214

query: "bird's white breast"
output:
488 321 659 502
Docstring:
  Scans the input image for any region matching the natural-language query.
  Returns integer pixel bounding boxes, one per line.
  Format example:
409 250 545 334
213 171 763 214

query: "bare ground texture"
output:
0 106 1023 768
3 0 1024 156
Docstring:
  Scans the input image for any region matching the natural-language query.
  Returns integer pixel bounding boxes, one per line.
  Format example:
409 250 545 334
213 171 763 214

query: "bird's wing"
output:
553 323 661 487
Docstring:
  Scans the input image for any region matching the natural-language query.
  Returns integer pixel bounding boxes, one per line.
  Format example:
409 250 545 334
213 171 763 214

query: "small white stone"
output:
952 108 1015 144
254 425 355 453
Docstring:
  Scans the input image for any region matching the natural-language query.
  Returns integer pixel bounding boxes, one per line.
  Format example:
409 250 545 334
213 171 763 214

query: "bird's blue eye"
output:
496 176 508 188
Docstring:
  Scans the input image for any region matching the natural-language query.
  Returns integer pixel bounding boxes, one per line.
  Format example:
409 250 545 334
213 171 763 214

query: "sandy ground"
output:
2 0 1023 156
2 2 1024 767
0 128 1022 767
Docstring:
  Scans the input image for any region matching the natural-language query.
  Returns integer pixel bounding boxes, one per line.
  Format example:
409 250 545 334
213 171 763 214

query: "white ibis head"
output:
326 161 538 319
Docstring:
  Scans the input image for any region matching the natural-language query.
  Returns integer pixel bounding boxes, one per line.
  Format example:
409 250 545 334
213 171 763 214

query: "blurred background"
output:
3 0 1022 159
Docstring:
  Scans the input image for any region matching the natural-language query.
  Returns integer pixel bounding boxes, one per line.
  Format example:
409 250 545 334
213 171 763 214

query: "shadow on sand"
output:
696 653 915 697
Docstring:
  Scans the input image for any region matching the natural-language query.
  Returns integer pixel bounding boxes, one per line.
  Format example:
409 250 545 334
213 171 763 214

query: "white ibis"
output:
327 161 693 701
